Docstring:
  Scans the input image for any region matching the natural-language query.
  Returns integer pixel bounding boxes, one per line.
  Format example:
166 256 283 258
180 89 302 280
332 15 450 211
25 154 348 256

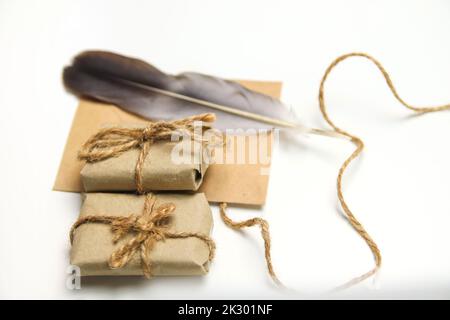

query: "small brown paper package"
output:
70 192 214 277
79 113 215 193
81 139 210 192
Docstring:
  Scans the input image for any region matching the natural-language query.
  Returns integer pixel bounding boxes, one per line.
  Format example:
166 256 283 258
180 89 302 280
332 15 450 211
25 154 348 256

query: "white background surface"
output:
0 0 449 299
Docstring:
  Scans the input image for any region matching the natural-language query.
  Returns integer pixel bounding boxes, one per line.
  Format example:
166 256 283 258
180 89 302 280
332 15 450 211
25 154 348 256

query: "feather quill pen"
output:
63 51 337 136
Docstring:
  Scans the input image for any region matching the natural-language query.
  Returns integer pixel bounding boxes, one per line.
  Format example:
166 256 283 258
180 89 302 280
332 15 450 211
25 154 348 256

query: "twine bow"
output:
70 193 215 278
78 113 216 194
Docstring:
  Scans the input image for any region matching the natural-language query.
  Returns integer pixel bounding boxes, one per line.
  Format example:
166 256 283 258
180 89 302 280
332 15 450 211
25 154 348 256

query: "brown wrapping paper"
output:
71 192 213 276
81 140 209 192
54 80 282 205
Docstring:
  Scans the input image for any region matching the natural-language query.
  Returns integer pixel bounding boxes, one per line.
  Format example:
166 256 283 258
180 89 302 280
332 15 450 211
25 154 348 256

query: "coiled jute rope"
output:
220 52 449 289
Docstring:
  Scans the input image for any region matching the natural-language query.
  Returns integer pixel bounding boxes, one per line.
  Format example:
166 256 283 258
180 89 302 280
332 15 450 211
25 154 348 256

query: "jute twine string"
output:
70 193 216 278
219 52 449 290
219 203 283 287
78 113 216 194
318 52 450 289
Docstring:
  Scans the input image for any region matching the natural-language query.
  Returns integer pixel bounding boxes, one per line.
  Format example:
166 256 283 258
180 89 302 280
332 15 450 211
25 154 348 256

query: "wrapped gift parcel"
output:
79 113 217 193
81 140 209 192
70 192 215 277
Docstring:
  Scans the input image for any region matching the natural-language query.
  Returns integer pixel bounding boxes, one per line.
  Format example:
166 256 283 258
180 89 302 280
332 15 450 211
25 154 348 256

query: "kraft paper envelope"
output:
53 80 281 205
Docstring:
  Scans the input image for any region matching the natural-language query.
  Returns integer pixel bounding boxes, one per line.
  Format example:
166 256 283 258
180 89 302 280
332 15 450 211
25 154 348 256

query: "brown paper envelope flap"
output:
54 80 282 205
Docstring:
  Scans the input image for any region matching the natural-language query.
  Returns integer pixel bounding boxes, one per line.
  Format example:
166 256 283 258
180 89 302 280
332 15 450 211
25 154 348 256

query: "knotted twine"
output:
70 193 216 278
78 113 216 194
219 52 449 290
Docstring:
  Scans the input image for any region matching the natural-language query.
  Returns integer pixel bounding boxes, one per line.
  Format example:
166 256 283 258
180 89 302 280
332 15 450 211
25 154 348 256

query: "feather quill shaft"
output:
119 79 341 138
63 51 341 138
